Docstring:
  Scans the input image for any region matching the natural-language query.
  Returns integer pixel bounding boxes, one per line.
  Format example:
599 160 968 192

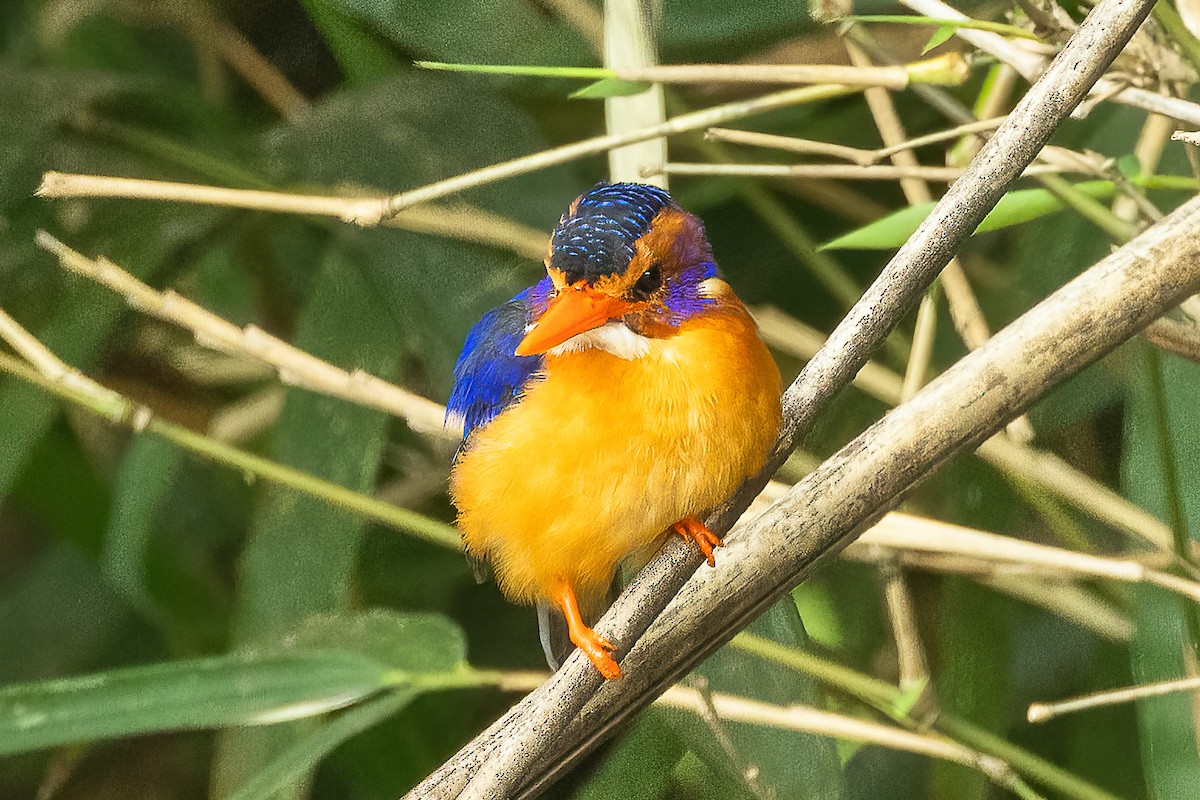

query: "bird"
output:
447 182 782 679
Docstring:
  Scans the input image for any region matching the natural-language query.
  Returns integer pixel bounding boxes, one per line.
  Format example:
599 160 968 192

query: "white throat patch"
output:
548 321 651 360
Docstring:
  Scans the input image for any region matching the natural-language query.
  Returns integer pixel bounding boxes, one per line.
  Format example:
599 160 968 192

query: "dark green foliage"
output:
1 1 1196 799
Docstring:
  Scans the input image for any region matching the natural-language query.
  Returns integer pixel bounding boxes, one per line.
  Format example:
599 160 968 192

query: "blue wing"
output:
447 278 551 446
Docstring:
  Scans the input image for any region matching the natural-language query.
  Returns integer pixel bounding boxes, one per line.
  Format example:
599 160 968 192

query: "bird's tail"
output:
537 578 621 670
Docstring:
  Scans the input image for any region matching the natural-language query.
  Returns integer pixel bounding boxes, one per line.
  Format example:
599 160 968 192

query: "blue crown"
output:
548 183 674 284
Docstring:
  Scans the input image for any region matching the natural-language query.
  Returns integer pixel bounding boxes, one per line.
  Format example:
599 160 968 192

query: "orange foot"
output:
672 517 723 567
555 580 621 679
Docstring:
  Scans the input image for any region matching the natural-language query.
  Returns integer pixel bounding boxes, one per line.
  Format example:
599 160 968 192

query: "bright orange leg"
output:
555 580 621 679
672 517 723 567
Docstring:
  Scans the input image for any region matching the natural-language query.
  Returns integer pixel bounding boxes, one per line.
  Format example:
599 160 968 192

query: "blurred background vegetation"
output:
3 0 1200 798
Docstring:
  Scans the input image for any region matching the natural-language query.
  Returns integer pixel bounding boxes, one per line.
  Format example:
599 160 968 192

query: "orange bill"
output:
515 287 630 356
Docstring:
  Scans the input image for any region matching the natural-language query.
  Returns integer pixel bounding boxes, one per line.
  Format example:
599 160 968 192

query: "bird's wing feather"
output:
446 281 549 582
446 280 550 445
448 281 549 583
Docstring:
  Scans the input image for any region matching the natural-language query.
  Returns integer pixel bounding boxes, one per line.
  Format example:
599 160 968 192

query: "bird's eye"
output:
631 263 663 300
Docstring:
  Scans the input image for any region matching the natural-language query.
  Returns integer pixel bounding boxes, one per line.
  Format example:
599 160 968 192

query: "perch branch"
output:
410 0 1161 797
510 181 1200 800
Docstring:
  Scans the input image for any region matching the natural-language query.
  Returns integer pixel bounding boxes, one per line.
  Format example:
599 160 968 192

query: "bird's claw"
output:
556 579 622 679
574 629 621 679
673 517 723 567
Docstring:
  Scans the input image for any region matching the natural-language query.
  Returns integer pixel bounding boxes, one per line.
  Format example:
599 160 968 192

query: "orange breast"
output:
450 289 781 605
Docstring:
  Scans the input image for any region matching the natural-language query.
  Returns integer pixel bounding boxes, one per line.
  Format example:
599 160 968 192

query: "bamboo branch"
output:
35 173 548 260
847 37 935 695
1028 676 1200 722
706 117 1006 165
604 0 667 185
1144 314 1200 363
651 161 1071 181
377 83 863 219
34 232 454 442
413 1 1163 796
40 85 868 224
418 53 971 89
849 513 1200 606
606 56 970 88
0 323 460 551
184 5 310 120
656 686 1040 798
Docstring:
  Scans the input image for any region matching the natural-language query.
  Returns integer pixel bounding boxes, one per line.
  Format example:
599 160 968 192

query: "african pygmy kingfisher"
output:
448 183 782 679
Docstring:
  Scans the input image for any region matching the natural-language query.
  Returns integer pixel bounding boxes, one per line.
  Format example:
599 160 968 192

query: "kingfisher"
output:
447 183 782 679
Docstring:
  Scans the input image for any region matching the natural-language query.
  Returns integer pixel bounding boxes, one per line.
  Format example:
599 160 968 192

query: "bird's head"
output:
515 183 719 358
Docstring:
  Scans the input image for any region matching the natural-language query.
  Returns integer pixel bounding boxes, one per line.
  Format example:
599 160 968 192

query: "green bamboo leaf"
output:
297 0 398 84
221 612 467 800
0 649 391 757
214 245 404 798
923 25 956 53
0 611 468 761
1122 353 1200 799
569 78 652 98
337 0 589 66
102 435 183 615
226 688 418 800
413 63 645 98
291 610 468 674
821 181 1117 250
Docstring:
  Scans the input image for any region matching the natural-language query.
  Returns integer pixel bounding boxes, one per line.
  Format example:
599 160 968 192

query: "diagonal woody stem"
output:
408 0 1160 797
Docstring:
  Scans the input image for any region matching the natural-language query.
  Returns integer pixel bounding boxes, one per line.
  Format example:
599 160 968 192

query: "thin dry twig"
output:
850 513 1200 606
184 5 310 120
681 677 771 800
1144 311 1200 362
656 685 1035 796
379 83 864 220
34 232 453 441
35 173 548 260
651 161 1072 181
1028 676 1200 722
705 117 1006 165
846 37 935 693
542 0 604 52
0 315 460 549
40 84 873 225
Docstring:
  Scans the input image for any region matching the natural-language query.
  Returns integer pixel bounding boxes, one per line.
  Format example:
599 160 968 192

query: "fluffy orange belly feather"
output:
450 299 781 606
